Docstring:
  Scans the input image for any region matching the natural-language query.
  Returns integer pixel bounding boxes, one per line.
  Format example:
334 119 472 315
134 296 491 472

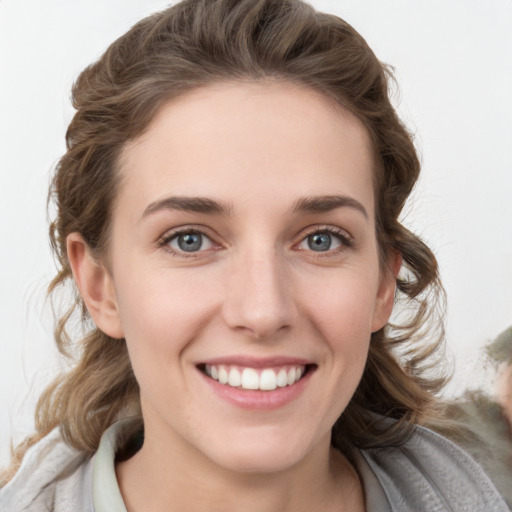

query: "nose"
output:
222 248 297 340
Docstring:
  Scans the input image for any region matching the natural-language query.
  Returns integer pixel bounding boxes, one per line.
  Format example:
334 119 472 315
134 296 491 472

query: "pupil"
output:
178 233 202 252
308 233 331 251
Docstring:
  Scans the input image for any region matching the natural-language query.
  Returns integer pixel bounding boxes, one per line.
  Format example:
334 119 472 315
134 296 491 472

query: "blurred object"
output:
487 327 512 365
443 392 511 508
489 327 512 429
438 327 512 509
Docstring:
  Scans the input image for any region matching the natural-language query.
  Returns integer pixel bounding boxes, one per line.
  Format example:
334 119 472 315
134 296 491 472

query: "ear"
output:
67 232 124 339
371 251 402 333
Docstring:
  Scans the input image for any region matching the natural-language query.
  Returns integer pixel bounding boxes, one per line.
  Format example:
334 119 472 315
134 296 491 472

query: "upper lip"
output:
197 356 314 368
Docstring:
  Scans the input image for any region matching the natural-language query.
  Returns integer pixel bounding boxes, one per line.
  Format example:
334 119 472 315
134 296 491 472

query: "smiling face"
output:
69 81 396 475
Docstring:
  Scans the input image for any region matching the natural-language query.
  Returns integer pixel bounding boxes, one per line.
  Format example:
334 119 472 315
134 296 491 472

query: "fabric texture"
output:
0 428 94 512
441 393 512 509
0 419 508 511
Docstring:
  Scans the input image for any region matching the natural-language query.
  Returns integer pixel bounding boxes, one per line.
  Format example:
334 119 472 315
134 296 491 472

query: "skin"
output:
68 81 398 512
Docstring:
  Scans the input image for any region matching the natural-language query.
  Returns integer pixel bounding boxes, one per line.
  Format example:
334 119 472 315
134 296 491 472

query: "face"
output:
71 81 396 474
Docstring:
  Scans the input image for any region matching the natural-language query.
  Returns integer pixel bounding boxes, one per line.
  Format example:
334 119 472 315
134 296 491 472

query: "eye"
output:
297 228 350 253
166 230 215 254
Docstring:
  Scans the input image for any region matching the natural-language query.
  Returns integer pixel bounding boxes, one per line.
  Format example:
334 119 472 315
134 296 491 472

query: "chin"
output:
204 429 323 475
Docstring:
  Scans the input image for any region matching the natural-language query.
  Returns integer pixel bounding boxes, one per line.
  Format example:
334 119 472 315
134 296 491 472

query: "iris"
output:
308 233 332 251
178 232 203 252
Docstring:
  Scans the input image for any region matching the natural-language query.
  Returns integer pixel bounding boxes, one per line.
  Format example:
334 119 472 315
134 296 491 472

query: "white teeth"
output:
218 366 229 384
277 368 288 387
287 367 296 385
204 364 306 391
260 369 277 390
241 368 259 390
228 367 241 387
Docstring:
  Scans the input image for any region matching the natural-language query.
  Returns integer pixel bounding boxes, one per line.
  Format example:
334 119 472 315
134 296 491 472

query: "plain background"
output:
1 0 511 467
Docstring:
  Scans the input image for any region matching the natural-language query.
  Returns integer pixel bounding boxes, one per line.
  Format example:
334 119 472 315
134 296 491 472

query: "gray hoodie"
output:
0 420 508 511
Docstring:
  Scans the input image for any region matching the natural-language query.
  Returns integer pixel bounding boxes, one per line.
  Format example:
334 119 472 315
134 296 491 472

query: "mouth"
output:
197 363 316 391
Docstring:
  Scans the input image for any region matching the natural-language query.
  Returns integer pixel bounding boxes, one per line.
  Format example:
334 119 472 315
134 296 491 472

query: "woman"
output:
0 0 507 510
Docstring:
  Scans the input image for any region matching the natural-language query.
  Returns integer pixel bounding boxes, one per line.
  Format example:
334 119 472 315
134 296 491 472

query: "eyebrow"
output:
141 194 368 220
292 195 368 220
142 196 232 219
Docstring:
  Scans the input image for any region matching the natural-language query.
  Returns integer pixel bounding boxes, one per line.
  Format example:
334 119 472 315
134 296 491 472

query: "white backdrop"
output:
1 0 511 467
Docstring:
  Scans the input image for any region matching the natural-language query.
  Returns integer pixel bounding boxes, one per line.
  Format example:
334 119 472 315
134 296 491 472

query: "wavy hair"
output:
2 0 448 482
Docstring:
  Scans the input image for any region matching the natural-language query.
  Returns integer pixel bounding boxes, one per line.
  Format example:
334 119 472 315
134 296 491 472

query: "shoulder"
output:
356 424 509 511
0 428 94 512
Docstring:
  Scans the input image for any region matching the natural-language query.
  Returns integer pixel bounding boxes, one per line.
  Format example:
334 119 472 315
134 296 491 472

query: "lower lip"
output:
199 368 314 410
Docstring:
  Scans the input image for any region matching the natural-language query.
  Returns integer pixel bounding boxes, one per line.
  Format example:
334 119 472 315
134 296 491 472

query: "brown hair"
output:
2 0 447 482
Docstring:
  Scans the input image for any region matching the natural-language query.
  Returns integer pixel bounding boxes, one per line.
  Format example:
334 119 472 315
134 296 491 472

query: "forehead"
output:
117 81 376 220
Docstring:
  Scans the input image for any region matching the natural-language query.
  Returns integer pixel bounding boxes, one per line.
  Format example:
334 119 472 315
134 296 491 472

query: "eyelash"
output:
158 225 353 259
158 226 218 259
297 226 354 254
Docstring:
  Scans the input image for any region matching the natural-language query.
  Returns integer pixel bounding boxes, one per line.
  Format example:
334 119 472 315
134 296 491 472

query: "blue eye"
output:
168 231 214 253
298 230 345 252
308 233 333 251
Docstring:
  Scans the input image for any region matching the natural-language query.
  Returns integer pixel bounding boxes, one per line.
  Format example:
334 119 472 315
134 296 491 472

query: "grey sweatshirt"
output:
0 419 508 511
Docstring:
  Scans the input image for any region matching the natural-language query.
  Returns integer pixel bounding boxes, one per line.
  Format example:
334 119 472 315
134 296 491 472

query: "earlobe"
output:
67 233 124 339
371 251 402 333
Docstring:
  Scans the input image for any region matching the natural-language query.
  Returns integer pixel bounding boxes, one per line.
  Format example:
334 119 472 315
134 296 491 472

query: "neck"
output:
116 427 364 512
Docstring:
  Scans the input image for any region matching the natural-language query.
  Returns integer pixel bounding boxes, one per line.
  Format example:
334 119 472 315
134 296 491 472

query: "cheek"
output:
296 266 378 396
112 263 222 380
298 264 380 339
116 261 216 332
304 268 377 375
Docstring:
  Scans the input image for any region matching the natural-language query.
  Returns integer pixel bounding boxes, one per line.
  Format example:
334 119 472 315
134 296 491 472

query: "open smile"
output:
197 360 317 409
200 363 314 391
